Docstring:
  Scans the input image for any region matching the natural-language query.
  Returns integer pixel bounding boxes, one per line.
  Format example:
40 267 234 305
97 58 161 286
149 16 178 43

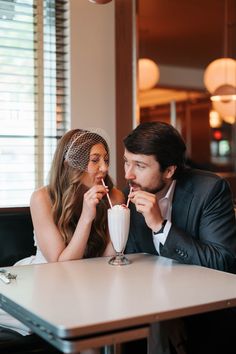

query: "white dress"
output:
0 233 47 335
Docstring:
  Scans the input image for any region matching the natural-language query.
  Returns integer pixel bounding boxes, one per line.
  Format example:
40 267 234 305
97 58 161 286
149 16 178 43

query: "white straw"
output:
101 178 113 209
126 185 133 208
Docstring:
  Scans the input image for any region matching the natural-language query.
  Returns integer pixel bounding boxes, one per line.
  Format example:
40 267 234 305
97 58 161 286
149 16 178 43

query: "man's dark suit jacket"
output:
125 169 236 273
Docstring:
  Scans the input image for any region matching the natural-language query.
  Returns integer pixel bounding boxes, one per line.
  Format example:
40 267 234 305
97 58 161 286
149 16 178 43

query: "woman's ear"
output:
164 165 177 179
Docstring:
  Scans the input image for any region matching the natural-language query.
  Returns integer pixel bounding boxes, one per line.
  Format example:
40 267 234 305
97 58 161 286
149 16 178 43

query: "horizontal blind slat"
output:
0 0 69 207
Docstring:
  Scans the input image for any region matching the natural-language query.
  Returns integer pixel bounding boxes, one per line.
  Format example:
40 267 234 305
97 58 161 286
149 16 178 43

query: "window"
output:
0 0 69 207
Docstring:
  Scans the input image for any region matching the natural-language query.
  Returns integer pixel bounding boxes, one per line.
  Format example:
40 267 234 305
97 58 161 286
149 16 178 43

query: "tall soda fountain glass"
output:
107 205 130 265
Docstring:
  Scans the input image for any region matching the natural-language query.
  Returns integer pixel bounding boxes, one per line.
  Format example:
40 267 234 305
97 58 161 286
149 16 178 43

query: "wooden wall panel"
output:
140 99 212 167
190 105 211 165
115 0 137 189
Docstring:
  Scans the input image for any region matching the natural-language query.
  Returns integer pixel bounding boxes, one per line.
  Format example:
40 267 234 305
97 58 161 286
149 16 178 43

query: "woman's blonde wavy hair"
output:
47 129 113 258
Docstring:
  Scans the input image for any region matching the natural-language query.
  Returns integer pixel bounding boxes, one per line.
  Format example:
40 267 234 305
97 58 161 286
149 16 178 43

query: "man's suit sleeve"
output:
161 177 236 272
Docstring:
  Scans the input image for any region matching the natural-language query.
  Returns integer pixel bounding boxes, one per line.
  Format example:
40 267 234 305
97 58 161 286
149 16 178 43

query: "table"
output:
1 253 236 353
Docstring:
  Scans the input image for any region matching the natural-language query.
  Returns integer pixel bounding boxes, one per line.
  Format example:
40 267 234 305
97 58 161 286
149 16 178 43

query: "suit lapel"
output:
172 179 194 230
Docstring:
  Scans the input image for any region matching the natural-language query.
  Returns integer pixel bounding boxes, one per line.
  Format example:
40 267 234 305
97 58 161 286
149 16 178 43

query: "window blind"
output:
0 0 69 207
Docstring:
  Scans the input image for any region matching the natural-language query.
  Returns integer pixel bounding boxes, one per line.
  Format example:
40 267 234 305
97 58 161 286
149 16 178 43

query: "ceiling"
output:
138 0 236 70
138 0 236 106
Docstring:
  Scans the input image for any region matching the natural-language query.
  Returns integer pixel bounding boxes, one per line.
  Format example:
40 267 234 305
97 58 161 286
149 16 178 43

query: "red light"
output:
213 130 222 140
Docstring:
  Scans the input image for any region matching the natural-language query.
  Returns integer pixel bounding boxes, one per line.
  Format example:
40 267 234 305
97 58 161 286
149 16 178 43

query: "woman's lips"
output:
96 176 105 183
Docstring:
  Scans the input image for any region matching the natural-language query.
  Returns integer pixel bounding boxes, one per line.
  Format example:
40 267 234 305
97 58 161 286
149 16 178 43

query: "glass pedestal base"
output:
108 253 130 266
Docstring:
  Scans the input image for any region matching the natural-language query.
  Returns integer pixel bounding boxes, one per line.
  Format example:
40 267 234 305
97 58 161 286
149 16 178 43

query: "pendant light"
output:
213 100 236 120
204 0 236 103
138 58 160 91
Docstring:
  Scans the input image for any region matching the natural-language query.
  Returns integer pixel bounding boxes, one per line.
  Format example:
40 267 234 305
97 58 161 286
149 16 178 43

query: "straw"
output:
126 185 133 208
101 178 113 209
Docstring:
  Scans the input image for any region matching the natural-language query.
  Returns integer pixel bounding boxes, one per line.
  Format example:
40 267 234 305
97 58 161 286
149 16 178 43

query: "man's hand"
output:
129 190 163 231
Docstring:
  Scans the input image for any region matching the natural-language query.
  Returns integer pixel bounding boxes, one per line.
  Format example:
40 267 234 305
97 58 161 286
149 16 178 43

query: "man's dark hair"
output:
123 121 187 179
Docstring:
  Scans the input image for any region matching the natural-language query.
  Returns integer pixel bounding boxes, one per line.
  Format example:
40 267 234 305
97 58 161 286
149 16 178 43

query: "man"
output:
123 121 236 354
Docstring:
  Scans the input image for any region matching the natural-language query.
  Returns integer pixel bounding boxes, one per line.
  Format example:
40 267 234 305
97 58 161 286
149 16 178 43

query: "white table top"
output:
1 253 236 351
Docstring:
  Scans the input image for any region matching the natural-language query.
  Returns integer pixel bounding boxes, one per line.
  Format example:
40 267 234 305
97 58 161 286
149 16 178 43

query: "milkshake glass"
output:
107 205 130 265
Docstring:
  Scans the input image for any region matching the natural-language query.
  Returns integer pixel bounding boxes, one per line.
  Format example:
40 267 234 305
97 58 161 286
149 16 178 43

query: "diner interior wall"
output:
69 0 116 180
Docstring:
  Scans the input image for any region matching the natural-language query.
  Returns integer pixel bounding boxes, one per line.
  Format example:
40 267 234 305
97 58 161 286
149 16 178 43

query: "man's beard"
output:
129 179 166 194
146 180 166 194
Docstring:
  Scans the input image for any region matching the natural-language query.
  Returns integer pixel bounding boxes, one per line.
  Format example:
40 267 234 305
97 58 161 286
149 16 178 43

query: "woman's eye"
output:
91 159 99 163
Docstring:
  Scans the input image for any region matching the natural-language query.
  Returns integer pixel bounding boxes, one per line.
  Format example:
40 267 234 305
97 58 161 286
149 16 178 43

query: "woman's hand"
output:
81 184 108 222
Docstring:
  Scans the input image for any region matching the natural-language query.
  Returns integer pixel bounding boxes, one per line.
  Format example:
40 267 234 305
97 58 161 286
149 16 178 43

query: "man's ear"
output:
164 165 177 179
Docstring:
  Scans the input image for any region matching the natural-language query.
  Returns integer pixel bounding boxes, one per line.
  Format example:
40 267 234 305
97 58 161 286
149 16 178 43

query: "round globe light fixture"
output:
210 84 236 102
138 58 160 91
204 58 236 95
213 100 236 119
209 110 222 128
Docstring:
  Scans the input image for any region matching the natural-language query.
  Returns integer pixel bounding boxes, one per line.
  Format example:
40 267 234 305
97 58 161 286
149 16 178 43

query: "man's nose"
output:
125 165 135 180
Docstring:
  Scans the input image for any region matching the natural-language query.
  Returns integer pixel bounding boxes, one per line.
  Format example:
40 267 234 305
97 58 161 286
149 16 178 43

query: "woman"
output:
0 129 124 353
19 128 124 264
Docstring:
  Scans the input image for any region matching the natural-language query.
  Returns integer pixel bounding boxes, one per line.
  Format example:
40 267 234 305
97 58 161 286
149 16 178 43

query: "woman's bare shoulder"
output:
30 186 51 207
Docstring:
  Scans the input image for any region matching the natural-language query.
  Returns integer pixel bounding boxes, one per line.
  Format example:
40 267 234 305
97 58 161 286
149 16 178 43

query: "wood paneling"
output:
115 0 137 189
140 98 212 167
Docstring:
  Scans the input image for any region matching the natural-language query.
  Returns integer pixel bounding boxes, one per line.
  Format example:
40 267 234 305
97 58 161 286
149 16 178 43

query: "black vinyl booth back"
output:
0 207 36 267
0 209 61 352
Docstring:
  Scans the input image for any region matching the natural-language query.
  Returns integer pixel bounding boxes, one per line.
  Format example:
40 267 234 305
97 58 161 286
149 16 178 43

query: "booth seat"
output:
0 207 36 267
0 207 65 354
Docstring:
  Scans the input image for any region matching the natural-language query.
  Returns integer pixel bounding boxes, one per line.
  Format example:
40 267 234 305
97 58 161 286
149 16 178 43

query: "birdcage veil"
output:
64 128 110 171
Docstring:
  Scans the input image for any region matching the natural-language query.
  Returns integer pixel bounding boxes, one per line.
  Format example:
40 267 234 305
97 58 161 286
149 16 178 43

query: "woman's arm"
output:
30 185 107 262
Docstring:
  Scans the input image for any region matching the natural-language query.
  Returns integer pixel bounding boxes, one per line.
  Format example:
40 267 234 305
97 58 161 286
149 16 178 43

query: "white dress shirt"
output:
152 180 176 254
